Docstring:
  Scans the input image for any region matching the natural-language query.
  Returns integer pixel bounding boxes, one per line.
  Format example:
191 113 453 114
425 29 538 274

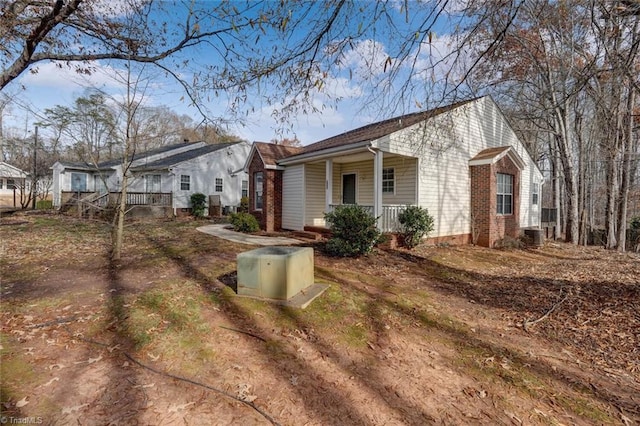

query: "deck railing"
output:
125 192 172 206
61 191 172 208
328 204 410 233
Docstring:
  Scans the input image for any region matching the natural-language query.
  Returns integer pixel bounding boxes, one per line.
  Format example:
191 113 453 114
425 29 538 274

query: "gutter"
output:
278 140 374 166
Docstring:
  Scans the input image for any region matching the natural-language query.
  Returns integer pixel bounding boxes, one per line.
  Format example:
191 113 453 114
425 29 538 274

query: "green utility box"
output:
237 247 314 300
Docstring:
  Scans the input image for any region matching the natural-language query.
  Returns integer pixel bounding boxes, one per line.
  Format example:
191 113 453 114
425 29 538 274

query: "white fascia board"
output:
278 141 374 166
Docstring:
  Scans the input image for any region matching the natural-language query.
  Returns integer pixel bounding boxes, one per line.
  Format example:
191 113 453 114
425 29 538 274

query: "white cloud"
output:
19 61 125 90
338 39 390 80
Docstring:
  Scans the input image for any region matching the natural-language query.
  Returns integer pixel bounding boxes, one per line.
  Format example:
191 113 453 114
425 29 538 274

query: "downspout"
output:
168 167 177 217
367 144 383 231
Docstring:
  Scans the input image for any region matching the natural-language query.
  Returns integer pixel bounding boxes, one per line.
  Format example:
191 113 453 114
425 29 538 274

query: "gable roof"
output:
0 161 28 178
51 141 206 171
299 98 478 155
469 146 525 169
131 142 245 171
251 142 304 169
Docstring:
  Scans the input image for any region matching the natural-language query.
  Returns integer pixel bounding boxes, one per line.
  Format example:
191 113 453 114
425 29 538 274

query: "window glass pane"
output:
180 175 190 191
496 173 513 215
382 168 394 193
145 174 161 192
254 172 263 209
71 173 87 192
504 195 512 214
241 180 248 198
215 178 223 192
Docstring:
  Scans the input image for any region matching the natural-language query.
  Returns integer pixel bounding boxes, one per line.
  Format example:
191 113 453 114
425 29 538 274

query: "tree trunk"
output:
616 89 636 251
112 173 128 260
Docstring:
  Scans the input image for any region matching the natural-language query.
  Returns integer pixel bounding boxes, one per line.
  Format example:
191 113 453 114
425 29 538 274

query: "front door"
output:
342 173 356 204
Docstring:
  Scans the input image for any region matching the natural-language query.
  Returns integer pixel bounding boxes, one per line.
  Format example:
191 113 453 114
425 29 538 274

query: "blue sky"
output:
2 1 468 146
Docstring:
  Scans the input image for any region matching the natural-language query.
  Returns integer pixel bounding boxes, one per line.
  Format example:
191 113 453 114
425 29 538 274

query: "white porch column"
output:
373 150 383 229
325 159 333 212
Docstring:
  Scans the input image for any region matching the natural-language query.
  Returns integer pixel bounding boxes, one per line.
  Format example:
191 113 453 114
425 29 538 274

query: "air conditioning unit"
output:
237 247 314 300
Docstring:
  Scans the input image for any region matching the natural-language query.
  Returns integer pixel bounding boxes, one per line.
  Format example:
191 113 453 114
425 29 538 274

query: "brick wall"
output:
247 153 284 232
470 156 521 247
248 153 265 230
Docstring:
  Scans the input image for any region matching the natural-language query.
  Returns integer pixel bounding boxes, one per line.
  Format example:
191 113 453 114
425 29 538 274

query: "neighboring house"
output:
51 141 251 216
246 96 544 247
0 162 28 207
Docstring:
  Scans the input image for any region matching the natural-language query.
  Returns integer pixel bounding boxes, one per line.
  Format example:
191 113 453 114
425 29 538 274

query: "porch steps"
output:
295 227 331 241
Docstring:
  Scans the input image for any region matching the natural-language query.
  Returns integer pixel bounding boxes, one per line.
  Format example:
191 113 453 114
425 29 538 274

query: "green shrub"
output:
229 212 260 233
324 205 381 257
36 200 53 210
630 216 640 230
239 196 249 213
398 205 434 249
190 193 207 218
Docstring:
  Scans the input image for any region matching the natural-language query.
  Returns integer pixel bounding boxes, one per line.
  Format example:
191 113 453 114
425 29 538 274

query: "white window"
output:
254 172 263 210
241 180 248 198
180 175 190 191
497 173 513 215
95 175 108 194
382 168 395 194
71 173 87 192
0 179 4 189
532 182 539 205
215 178 223 192
145 174 161 193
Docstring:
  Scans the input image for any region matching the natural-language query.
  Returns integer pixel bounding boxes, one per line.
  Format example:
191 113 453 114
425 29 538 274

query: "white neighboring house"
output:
0 162 28 207
51 141 251 215
247 96 545 247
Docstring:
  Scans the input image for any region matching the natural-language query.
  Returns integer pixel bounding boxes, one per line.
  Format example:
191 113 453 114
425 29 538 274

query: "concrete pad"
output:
196 224 302 246
235 283 330 309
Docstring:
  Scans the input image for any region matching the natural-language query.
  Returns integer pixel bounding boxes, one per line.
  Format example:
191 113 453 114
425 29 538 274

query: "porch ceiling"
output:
309 151 410 164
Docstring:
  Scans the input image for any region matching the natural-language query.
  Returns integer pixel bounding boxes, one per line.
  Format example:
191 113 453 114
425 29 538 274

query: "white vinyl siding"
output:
385 96 543 238
304 163 326 227
282 165 305 230
330 157 416 206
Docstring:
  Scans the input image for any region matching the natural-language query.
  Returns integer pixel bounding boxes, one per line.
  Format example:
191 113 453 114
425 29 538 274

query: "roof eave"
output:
278 140 374 165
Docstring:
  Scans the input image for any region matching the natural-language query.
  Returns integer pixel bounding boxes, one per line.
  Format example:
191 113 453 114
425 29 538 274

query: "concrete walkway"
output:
196 224 302 246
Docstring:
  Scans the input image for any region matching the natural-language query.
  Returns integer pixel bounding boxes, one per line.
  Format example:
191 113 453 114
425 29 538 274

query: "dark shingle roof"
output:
299 98 477 155
470 146 511 162
131 142 241 171
253 142 304 166
54 141 203 170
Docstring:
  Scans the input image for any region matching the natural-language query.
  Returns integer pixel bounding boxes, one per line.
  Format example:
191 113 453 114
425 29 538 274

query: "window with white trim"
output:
241 180 248 198
497 173 513 215
215 178 223 192
254 172 263 210
144 174 161 193
382 168 395 194
70 173 87 192
532 182 539 205
180 175 190 191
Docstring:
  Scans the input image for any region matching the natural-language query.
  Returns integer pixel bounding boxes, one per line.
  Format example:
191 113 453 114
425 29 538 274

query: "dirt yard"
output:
1 214 638 425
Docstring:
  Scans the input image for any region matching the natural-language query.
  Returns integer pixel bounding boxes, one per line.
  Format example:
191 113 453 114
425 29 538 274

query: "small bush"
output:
630 216 640 230
324 205 381 257
238 196 249 213
229 212 260 233
398 205 434 249
190 193 207 218
494 236 525 250
36 200 53 210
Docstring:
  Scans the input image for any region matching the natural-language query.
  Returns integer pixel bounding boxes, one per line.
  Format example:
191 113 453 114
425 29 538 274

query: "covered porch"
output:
282 146 419 233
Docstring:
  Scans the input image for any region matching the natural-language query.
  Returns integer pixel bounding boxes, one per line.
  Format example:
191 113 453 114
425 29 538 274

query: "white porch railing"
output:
328 204 410 233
